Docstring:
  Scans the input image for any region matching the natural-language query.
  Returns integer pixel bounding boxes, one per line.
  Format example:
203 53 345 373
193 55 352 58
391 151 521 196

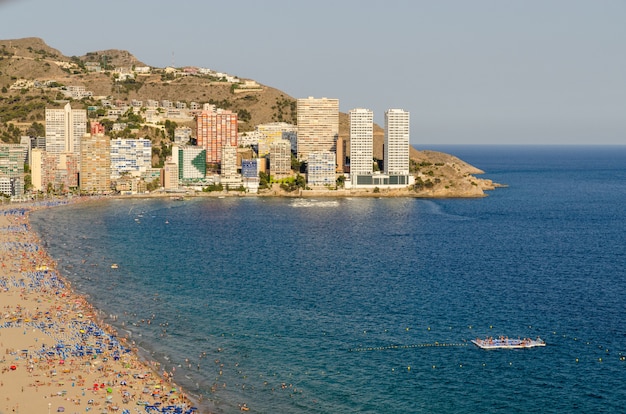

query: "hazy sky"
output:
1 0 624 145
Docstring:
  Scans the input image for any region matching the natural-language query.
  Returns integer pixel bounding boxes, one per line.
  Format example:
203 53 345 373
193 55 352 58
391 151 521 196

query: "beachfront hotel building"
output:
174 145 206 180
296 97 338 162
349 108 374 186
384 109 410 175
162 161 179 191
0 143 28 196
269 139 292 178
220 145 238 180
196 109 238 164
307 151 336 187
80 123 111 194
110 138 152 179
45 103 87 154
30 148 52 192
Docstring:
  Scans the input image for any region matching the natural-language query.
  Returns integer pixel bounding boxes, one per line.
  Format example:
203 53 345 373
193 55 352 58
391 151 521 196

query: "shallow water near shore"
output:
30 145 626 413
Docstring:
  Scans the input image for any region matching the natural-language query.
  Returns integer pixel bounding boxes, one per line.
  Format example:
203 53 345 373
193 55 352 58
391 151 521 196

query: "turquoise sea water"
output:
31 146 626 413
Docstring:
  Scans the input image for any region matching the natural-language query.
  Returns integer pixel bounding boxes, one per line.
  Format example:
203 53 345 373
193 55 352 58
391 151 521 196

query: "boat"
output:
471 336 546 349
110 264 119 269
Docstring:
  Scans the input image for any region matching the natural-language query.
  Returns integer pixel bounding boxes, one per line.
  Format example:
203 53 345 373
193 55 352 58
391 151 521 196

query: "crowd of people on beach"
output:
0 203 198 414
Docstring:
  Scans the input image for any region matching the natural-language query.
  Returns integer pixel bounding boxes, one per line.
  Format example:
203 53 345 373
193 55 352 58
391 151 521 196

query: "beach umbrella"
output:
56 407 65 412
9 365 16 370
107 387 113 393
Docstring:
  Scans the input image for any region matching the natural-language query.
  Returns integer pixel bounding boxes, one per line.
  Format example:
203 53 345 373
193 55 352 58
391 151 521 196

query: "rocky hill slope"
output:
0 37 502 197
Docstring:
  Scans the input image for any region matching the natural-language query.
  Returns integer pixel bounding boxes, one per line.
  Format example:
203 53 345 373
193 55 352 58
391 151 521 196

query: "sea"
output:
30 145 626 414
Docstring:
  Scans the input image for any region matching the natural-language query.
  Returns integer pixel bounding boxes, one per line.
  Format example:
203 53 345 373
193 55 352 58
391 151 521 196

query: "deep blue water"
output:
31 146 626 413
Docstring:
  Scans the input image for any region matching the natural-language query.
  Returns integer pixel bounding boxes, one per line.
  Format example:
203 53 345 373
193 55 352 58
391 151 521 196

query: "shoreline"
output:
0 201 200 414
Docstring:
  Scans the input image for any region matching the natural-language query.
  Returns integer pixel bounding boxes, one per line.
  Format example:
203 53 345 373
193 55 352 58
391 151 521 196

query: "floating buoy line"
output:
349 342 468 352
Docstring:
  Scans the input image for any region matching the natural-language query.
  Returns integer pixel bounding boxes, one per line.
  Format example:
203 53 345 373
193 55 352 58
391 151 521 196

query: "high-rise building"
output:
110 138 152 178
30 148 54 193
220 145 238 179
175 145 206 180
307 151 336 187
0 143 28 196
55 152 79 191
196 109 238 164
162 161 179 190
296 97 338 162
45 103 87 154
80 123 111 194
269 139 292 178
384 109 410 175
256 122 297 156
349 108 374 185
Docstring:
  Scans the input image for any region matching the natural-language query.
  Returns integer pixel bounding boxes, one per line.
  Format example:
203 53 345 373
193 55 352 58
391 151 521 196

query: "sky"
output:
1 0 625 146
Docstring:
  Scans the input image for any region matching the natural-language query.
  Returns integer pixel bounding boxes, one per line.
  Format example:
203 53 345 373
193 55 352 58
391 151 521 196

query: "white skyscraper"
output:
45 103 87 154
349 108 374 185
296 97 339 162
384 109 410 175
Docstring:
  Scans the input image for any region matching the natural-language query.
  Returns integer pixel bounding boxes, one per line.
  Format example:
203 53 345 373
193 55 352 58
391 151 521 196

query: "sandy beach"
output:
0 201 198 414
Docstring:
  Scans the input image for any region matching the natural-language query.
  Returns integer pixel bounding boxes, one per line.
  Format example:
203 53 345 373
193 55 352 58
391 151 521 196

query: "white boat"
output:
471 336 545 349
111 264 119 269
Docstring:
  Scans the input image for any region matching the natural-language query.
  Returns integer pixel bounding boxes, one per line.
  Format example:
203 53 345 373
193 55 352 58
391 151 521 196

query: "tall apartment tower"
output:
296 97 339 162
384 109 410 175
269 139 292 178
349 108 374 184
196 109 238 164
45 103 87 154
80 122 111 194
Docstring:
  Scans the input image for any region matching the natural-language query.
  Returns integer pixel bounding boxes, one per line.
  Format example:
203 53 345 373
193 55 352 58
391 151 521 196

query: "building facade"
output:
0 143 28 196
384 109 410 175
220 145 238 179
45 103 87 155
162 161 179 190
269 139 292 178
256 122 297 156
176 146 206 180
80 127 111 194
307 151 336 187
349 108 374 186
110 138 152 178
296 97 338 162
196 109 238 164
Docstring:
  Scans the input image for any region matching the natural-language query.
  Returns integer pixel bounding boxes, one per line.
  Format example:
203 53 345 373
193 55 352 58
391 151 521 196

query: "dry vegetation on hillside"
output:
0 37 502 197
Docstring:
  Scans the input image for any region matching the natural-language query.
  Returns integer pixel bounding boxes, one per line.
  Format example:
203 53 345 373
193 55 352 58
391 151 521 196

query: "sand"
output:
0 201 198 414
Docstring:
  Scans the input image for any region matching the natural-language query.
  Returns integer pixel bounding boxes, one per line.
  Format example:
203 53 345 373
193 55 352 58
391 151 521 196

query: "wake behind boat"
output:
471 336 546 349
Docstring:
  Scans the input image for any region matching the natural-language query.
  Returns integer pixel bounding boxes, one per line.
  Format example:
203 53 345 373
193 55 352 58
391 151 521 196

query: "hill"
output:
0 37 502 197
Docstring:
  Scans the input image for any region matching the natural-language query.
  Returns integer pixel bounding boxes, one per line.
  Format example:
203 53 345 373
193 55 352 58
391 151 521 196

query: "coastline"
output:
0 201 199 414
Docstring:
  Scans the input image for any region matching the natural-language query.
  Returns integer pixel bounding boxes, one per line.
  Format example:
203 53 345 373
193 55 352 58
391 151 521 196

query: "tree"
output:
164 120 177 141
336 175 345 189
23 174 31 191
27 122 45 137
237 109 251 123
259 171 270 189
